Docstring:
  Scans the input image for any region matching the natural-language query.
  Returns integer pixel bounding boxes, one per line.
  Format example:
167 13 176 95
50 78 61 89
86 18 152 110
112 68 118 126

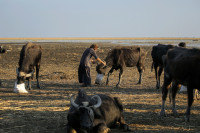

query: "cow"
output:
95 46 147 88
66 89 131 133
151 42 186 89
17 42 42 90
160 46 200 122
0 46 6 53
0 46 6 86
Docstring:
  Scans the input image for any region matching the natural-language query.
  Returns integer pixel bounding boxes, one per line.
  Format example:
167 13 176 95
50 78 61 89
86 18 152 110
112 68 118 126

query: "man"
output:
78 44 106 87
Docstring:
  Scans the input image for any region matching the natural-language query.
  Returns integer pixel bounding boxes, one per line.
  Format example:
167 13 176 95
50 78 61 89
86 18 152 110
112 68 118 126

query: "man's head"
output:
90 44 98 51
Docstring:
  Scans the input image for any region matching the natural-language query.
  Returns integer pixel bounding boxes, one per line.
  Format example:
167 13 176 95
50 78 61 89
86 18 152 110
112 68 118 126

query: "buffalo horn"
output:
70 95 79 108
91 95 102 109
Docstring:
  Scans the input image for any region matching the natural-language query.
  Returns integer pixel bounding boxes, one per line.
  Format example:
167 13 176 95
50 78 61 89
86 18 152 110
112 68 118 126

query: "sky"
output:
0 0 200 38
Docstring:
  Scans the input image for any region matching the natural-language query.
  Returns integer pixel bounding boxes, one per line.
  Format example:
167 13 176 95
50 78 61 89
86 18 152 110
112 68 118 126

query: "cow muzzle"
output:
18 71 34 78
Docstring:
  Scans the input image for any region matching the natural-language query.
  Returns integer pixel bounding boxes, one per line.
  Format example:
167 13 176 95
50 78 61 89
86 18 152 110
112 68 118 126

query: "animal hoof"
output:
184 116 190 122
156 85 160 89
122 124 131 131
115 85 121 88
160 111 166 117
101 128 110 133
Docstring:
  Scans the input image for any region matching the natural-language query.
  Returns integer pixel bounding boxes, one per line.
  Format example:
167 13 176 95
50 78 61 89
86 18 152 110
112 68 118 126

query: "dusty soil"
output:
0 42 200 133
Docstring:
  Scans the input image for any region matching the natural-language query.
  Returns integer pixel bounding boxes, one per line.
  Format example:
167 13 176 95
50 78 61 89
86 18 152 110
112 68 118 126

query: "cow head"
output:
95 63 107 84
70 91 102 132
16 68 34 84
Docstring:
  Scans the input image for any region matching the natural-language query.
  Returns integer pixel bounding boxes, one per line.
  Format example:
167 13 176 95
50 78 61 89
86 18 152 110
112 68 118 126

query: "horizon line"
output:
0 37 200 40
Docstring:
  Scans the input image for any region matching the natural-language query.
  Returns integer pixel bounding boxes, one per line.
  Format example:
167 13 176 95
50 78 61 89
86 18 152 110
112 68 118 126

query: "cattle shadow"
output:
0 109 68 133
123 107 200 132
1 79 200 132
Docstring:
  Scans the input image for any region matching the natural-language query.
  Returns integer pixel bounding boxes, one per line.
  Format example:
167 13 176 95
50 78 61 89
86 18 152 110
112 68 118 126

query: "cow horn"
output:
91 95 102 109
70 95 79 109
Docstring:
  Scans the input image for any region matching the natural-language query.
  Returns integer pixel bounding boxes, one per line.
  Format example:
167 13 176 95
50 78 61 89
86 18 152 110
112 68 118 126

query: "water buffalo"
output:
17 42 42 90
95 46 147 87
151 44 174 89
151 42 186 89
160 46 200 121
66 89 131 133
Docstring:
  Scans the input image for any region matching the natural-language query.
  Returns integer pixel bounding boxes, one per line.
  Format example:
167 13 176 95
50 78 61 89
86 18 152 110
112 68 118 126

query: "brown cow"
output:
95 46 147 87
17 42 42 90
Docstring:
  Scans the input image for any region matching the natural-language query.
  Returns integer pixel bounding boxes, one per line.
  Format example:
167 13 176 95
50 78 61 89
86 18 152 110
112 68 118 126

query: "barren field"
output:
0 42 200 133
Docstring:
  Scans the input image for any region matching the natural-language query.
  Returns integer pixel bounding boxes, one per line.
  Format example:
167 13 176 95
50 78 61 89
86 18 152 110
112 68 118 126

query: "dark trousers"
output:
78 65 91 86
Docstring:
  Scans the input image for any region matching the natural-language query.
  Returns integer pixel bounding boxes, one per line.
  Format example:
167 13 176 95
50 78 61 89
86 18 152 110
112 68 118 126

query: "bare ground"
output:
0 42 200 133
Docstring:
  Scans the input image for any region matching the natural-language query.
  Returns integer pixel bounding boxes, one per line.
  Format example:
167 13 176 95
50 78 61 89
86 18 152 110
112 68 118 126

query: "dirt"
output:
0 42 200 133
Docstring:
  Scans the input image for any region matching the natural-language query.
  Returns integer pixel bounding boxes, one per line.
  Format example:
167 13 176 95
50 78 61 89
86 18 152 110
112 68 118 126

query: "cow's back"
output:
166 47 200 87
151 44 174 65
19 43 42 68
109 46 146 67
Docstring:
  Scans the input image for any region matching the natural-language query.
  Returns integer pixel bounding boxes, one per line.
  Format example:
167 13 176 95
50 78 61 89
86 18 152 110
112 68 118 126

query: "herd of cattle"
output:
1 42 200 133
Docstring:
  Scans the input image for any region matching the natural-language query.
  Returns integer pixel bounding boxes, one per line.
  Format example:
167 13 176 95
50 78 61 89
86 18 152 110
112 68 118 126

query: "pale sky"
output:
0 0 200 38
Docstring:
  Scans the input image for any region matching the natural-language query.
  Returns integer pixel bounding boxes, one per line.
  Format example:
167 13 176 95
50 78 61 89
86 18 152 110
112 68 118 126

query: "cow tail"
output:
151 62 154 72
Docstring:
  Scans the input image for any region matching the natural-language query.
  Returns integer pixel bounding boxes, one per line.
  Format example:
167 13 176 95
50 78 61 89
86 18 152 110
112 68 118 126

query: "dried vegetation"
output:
0 42 200 133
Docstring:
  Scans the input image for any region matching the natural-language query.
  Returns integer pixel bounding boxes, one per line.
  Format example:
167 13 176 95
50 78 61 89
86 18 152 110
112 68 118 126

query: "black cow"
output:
0 46 6 53
95 46 147 88
0 46 6 86
67 89 131 133
17 42 42 90
151 42 186 89
160 46 200 122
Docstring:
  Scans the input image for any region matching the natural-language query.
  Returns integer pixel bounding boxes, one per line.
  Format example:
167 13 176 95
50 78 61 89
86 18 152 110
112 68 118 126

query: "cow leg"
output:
160 75 172 117
93 119 110 133
106 67 114 85
27 77 32 90
118 116 131 131
36 64 41 89
116 67 123 88
185 86 194 122
137 64 144 84
171 82 180 117
137 70 143 84
194 89 199 100
66 125 77 133
154 65 158 88
157 66 163 89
